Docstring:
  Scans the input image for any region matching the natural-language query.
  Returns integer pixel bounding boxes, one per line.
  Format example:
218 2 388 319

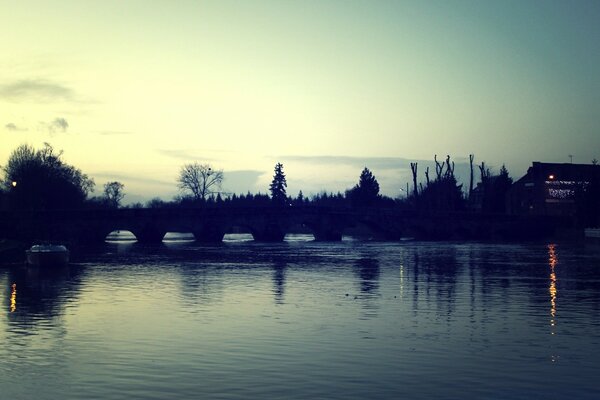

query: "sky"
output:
1 0 599 203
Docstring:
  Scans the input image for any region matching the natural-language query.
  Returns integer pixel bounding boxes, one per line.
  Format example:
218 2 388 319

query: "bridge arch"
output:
105 230 137 242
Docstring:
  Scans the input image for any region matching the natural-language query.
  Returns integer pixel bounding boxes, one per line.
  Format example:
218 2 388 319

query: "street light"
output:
11 181 17 187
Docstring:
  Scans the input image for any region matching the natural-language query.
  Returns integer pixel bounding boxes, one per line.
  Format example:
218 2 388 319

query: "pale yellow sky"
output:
2 1 599 202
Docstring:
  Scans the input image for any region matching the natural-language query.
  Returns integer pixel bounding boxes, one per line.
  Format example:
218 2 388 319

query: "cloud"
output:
281 155 414 170
221 170 264 194
4 122 27 132
0 79 75 103
47 117 69 133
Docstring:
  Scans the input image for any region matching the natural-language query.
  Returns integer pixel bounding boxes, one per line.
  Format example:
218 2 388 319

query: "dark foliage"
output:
414 155 465 211
103 181 125 208
479 165 513 213
2 143 94 210
346 167 380 206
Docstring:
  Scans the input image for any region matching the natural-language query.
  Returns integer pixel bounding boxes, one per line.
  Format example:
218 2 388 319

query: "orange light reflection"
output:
10 283 17 313
547 244 558 356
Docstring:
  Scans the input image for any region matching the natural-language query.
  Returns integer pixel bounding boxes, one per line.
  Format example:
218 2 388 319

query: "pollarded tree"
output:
177 163 223 201
269 162 287 206
103 181 125 208
346 167 380 206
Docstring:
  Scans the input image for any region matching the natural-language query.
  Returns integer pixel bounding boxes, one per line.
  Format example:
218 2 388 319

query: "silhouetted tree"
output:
291 190 306 206
410 163 418 198
416 155 464 211
469 154 475 199
177 163 223 201
2 143 94 210
346 167 380 206
479 164 513 213
269 163 287 206
103 181 125 208
146 197 168 208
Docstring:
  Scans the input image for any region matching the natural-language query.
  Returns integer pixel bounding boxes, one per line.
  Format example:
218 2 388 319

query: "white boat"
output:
25 244 70 267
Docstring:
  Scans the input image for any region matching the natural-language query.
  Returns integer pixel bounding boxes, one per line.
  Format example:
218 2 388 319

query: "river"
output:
2 235 600 399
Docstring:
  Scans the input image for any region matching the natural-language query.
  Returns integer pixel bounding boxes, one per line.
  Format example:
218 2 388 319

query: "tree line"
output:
0 142 518 213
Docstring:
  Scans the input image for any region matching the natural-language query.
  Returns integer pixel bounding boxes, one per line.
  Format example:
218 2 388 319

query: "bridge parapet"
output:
0 206 567 244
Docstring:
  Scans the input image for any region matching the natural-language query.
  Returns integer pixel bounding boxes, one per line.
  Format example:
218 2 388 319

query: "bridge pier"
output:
252 224 285 242
133 227 165 244
193 226 225 243
313 229 342 241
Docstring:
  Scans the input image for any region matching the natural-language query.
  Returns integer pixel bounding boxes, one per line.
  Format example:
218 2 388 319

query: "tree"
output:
2 143 94 210
346 167 380 206
103 181 125 208
479 164 513 213
269 163 287 205
177 163 223 201
416 155 465 211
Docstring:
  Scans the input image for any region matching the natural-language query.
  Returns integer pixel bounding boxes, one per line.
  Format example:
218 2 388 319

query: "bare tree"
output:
103 181 125 208
469 154 475 199
410 162 418 197
177 163 223 201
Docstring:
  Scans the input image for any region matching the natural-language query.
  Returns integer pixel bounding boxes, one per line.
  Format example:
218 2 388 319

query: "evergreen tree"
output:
346 167 380 206
269 163 287 205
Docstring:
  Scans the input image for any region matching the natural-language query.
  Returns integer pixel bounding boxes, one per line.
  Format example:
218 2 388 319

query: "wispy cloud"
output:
33 117 70 134
0 79 75 103
49 118 69 132
4 122 27 132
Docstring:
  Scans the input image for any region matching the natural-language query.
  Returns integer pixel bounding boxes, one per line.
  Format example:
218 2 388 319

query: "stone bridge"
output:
0 206 561 244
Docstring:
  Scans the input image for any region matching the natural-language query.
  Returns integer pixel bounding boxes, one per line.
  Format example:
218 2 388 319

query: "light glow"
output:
548 244 558 352
10 283 16 313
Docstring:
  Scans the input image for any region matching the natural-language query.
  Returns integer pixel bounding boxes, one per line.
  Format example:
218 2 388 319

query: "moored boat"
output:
25 244 70 267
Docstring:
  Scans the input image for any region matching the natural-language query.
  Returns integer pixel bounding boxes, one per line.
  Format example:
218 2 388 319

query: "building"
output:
507 162 600 216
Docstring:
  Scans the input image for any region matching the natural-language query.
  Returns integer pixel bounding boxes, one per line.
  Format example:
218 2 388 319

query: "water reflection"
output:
3 265 84 329
2 241 600 399
272 262 286 304
10 283 16 313
355 257 380 294
547 243 560 363
548 244 558 324
409 247 460 318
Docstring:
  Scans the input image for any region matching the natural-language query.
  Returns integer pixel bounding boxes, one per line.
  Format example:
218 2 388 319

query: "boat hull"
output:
25 250 70 267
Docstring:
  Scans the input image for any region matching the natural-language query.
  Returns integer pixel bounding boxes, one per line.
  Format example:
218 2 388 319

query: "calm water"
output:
2 235 600 399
